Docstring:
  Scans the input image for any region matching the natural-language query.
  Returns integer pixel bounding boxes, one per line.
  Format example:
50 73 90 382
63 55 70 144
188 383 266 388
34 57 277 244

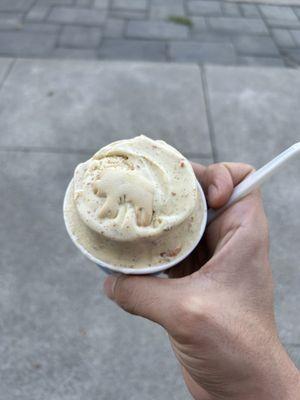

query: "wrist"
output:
240 342 300 400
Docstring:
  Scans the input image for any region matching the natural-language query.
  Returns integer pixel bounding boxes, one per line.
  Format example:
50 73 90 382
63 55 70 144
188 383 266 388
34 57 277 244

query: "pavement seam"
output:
97 1 110 54
199 65 218 163
0 58 16 95
183 0 192 40
165 41 171 61
54 22 65 51
0 145 213 159
0 146 97 155
145 0 150 20
106 2 130 43
24 0 40 20
44 3 56 22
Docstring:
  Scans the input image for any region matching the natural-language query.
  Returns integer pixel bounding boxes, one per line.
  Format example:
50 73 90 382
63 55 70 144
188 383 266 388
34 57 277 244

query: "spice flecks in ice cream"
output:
64 135 204 269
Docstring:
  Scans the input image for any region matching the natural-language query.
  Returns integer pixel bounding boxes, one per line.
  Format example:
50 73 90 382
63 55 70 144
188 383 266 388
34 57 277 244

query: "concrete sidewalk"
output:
0 59 299 399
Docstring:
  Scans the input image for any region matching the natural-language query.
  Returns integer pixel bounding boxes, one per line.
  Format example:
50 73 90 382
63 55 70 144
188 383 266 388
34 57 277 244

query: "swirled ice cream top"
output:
73 135 198 241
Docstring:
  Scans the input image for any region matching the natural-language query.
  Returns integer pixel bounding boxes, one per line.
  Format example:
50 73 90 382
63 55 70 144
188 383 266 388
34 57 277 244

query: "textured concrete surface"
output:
204 65 300 346
0 59 213 400
0 60 211 155
1 1 300 65
0 59 299 399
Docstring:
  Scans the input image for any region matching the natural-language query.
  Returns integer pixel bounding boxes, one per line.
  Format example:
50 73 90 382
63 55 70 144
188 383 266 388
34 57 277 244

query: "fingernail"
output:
208 184 218 202
103 275 118 300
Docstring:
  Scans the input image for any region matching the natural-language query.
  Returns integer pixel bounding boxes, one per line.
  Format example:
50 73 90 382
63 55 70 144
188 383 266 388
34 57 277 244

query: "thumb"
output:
103 274 176 329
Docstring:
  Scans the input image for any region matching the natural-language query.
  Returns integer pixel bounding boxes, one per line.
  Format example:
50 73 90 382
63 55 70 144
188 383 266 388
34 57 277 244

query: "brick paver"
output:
291 28 300 44
104 18 125 37
169 41 236 63
234 35 280 56
240 3 261 17
99 38 167 59
48 7 106 25
59 26 102 48
26 5 49 21
187 1 223 16
0 0 35 12
272 28 296 47
0 0 300 66
150 4 185 19
112 0 148 10
0 31 57 57
126 20 189 39
259 4 298 20
207 16 268 34
222 2 240 17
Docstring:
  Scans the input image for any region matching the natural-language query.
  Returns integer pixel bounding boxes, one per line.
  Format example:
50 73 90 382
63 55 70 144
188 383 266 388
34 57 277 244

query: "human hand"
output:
104 162 300 400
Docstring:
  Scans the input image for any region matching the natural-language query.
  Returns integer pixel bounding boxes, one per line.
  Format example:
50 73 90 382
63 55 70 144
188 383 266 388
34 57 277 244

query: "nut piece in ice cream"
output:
64 135 204 269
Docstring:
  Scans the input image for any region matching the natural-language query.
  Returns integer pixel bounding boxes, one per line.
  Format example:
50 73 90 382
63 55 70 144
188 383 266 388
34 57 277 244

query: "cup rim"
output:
63 178 207 275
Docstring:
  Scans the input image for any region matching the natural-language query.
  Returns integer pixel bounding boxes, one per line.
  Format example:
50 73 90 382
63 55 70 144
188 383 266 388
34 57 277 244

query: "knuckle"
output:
246 215 269 254
206 164 227 188
206 163 217 171
169 295 210 339
243 162 256 173
223 161 255 172
114 276 156 317
113 276 138 314
249 207 269 240
207 163 223 176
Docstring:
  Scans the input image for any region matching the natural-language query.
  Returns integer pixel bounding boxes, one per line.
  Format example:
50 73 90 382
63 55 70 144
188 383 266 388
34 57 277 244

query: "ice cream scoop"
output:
64 136 207 274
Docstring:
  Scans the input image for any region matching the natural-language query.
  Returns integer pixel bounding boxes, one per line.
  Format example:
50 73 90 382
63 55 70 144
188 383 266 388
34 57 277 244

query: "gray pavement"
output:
0 60 211 154
1 0 300 66
0 58 299 399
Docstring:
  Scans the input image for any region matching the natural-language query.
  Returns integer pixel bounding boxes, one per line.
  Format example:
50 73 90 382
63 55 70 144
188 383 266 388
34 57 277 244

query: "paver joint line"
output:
0 145 213 159
0 58 15 93
199 65 217 163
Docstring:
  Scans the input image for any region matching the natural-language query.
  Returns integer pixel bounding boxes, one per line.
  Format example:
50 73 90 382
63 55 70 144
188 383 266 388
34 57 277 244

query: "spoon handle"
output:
207 142 300 224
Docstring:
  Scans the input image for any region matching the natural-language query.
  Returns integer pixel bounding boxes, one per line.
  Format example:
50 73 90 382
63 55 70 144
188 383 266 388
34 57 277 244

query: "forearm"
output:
243 344 300 400
264 354 300 400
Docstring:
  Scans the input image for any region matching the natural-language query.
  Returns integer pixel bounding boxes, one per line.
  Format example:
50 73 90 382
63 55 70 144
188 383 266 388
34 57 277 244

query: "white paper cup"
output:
63 179 207 275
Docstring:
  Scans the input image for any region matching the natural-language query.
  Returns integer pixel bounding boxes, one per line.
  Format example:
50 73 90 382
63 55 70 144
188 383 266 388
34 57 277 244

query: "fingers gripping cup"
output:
63 136 207 275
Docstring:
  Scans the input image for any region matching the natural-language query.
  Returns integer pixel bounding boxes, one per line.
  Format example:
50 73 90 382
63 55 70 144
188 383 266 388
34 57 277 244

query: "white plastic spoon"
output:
207 142 300 224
